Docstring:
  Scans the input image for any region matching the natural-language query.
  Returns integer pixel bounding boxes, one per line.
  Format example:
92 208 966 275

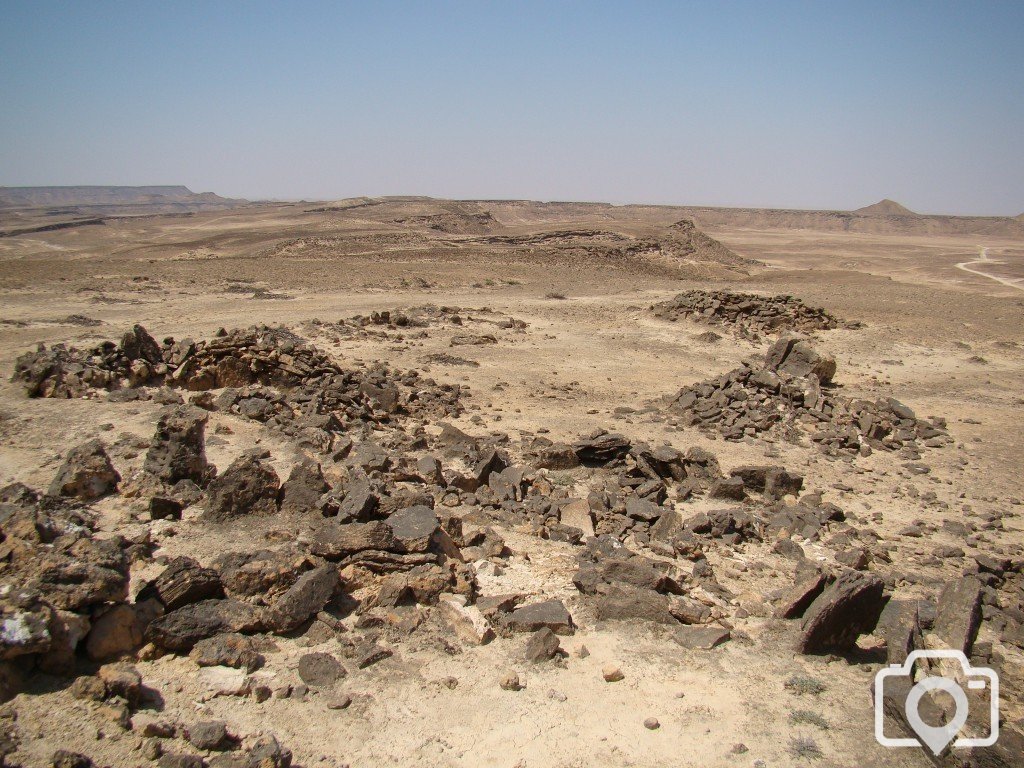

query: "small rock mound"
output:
652 290 846 337
668 335 950 454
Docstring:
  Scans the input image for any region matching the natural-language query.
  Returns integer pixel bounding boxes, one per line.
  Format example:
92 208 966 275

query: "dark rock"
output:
797 571 887 653
533 443 580 470
473 448 508 485
157 753 205 768
240 735 292 768
204 453 280 521
573 555 681 596
771 538 805 560
624 494 662 522
266 564 338 632
150 496 183 520
189 633 263 672
416 456 444 485
146 599 264 652
297 652 345 688
352 643 392 669
573 433 630 465
933 576 983 655
596 584 675 624
524 628 560 662
139 557 223 611
97 662 143 707
52 751 94 768
385 505 440 553
674 626 731 650
506 599 574 635
709 476 746 501
732 465 804 500
278 460 329 515
186 721 235 751
765 335 836 384
144 407 213 486
121 324 163 365
47 439 120 501
335 474 378 522
877 600 923 665
309 521 398 559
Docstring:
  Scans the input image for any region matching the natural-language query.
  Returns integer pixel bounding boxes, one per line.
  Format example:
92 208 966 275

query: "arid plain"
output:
0 193 1022 768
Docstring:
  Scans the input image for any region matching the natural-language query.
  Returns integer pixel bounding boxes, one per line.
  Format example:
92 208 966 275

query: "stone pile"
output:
11 324 464 435
652 290 846 337
301 305 527 343
0 483 133 688
668 335 950 454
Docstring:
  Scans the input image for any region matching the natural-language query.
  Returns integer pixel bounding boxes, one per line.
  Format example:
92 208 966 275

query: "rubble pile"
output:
652 290 847 337
11 323 465 435
0 483 133 684
668 335 950 453
301 305 528 344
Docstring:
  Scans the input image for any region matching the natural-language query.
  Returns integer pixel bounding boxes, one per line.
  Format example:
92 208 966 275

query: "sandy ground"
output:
0 201 1022 767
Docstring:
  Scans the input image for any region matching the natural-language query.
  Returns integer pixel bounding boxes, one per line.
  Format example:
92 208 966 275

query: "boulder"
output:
185 721 236 751
309 521 398 559
730 465 803 500
933 576 983 655
708 476 746 501
335 474 378 522
265 565 338 632
189 633 263 672
674 626 731 650
85 604 146 661
573 433 630 465
278 459 329 515
524 628 560 662
296 652 345 688
204 453 280 521
797 571 886 653
138 557 223 611
97 662 143 707
596 584 675 625
877 599 923 665
773 565 829 619
385 505 440 553
146 599 264 652
47 439 120 501
505 599 574 635
765 335 836 384
144 407 213 486
120 324 163 365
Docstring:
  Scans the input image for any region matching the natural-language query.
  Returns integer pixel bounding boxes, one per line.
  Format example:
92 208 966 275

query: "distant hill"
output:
669 205 1024 237
854 199 918 216
0 185 242 209
0 185 250 237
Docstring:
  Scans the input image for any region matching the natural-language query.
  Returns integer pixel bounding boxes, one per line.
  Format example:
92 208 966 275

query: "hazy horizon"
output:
2 1 1022 216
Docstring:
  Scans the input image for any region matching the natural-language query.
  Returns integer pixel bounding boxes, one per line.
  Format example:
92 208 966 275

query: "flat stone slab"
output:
674 625 731 650
506 599 574 636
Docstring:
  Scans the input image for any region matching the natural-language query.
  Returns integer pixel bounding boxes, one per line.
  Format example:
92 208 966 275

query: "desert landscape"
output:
0 187 1022 768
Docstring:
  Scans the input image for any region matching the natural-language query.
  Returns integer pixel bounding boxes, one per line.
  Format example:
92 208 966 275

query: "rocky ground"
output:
0 199 1022 768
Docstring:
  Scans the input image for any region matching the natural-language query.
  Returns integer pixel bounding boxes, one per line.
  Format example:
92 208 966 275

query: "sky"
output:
1 1 1022 215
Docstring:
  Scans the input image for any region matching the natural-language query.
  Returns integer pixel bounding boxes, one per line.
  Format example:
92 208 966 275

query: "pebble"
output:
602 665 624 682
499 672 522 691
643 717 660 730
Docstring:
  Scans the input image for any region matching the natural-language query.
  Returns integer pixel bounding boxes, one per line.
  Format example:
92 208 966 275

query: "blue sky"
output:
1 1 1022 214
